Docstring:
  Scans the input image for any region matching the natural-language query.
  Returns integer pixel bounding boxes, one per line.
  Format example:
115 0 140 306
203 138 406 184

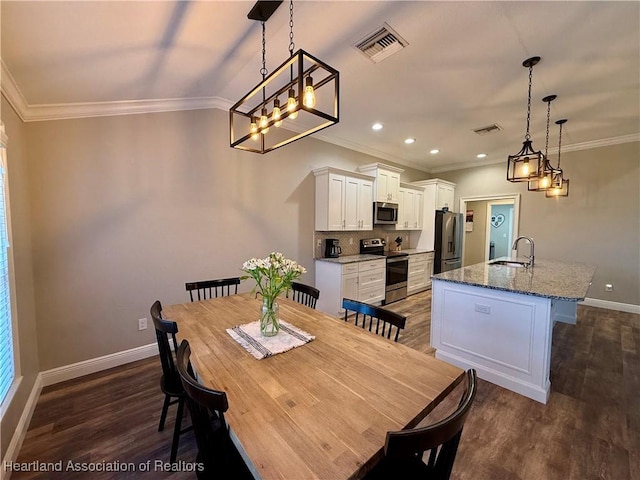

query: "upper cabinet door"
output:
327 173 346 230
314 167 375 231
358 179 374 230
344 176 360 230
357 163 404 204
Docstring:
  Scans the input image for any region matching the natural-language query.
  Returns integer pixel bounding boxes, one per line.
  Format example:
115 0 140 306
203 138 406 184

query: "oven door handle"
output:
386 257 409 264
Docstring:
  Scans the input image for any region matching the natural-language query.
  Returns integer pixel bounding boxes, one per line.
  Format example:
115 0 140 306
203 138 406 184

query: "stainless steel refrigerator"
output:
433 210 463 274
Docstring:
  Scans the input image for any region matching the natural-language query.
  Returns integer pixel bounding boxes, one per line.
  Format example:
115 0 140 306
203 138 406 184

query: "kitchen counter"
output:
432 257 596 301
315 254 381 264
395 248 433 255
430 257 596 404
316 249 433 265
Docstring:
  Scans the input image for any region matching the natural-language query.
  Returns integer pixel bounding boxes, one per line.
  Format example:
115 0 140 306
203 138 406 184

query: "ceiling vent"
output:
355 23 408 64
473 124 503 135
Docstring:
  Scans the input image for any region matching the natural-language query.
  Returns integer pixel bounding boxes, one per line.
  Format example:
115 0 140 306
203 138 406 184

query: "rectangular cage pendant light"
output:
545 179 570 197
230 49 339 154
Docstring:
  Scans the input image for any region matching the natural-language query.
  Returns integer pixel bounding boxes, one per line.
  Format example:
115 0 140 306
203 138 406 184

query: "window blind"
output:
0 142 14 405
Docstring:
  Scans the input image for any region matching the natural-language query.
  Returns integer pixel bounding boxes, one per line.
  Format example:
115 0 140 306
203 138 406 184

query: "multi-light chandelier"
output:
507 56 570 197
229 0 339 154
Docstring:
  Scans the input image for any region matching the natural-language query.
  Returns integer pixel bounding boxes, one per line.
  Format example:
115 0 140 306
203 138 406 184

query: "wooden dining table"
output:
163 293 464 480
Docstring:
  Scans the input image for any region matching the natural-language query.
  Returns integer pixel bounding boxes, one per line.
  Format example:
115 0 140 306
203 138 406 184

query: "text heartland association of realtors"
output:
3 460 204 473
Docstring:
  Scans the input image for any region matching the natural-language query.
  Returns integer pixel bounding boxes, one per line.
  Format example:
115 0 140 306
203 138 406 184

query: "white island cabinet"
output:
431 258 596 404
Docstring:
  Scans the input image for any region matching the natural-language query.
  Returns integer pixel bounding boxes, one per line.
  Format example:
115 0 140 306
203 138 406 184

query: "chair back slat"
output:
288 282 320 309
150 300 181 390
185 277 241 302
342 298 406 342
383 370 477 478
177 340 240 474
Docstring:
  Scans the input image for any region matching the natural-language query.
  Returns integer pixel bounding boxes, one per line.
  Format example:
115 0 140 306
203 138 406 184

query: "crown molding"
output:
1 59 234 121
1 59 30 122
429 133 640 174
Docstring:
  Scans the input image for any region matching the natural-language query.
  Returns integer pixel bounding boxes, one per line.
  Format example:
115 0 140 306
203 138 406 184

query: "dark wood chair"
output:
185 277 241 302
342 298 406 342
176 339 253 479
150 300 191 464
364 369 477 480
288 282 320 309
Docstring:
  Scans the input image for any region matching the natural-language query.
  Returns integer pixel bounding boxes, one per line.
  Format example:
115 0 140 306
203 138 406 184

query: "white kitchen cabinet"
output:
409 179 456 251
425 252 434 288
357 163 403 203
314 167 374 231
395 184 424 230
436 183 455 210
408 253 430 294
315 258 386 316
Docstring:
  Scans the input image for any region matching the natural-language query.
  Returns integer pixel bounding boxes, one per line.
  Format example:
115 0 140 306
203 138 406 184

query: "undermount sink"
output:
489 260 530 268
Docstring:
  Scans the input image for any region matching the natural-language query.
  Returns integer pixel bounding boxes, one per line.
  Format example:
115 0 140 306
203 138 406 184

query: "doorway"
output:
459 194 520 267
486 201 514 261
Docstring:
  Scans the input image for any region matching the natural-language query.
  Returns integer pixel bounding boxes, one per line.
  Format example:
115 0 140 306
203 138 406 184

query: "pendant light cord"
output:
261 21 267 103
544 99 551 158
261 21 268 79
557 123 563 169
525 64 533 141
289 0 295 57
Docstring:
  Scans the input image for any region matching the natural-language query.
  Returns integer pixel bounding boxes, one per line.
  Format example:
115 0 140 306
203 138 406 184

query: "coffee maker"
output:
324 239 342 258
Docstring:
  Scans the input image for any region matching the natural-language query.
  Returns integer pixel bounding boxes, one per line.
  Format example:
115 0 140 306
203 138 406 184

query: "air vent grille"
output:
473 124 503 135
355 23 408 64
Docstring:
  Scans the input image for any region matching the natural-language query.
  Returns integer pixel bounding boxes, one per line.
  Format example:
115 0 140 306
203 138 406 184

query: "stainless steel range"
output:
360 238 409 305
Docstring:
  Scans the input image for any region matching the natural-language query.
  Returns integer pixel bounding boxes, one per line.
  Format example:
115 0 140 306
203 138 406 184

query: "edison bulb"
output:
259 108 270 134
521 159 530 176
303 77 316 108
287 88 298 119
250 117 259 141
541 176 550 188
272 99 283 128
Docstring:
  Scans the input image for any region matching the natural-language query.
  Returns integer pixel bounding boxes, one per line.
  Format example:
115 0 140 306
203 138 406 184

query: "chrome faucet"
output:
512 236 535 267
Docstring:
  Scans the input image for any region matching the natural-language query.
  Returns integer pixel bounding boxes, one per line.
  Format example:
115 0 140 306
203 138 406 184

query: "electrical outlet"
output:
138 318 147 330
605 284 613 292
475 304 491 314
349 238 353 245
316 239 321 247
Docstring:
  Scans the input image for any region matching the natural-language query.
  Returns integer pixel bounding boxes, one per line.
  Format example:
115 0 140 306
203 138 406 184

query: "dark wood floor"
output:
10 290 639 480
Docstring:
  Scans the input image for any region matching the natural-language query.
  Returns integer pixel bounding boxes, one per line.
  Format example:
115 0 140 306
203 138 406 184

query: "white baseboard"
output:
40 343 158 387
582 297 640 315
2 374 43 480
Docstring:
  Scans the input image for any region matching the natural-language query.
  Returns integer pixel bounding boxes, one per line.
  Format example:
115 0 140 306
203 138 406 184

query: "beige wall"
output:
0 96 39 457
439 141 640 306
463 201 488 266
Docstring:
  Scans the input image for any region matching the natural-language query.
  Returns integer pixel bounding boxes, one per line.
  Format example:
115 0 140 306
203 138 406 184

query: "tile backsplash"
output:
314 228 413 258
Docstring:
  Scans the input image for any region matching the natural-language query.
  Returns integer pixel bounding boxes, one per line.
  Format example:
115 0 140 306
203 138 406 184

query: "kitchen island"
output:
431 258 596 403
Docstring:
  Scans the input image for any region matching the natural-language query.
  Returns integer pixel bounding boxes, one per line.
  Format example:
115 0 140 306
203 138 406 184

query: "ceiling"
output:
1 1 639 173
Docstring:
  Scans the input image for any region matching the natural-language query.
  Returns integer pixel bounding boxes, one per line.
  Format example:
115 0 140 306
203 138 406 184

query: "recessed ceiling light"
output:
477 153 487 158
371 123 383 131
404 138 416 144
430 149 439 154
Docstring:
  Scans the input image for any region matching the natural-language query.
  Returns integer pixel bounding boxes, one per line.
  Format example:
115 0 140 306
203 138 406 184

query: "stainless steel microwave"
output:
374 202 398 225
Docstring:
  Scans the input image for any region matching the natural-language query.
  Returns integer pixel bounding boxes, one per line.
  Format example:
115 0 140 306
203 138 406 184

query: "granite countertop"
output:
432 257 597 301
315 254 383 264
316 249 434 264
401 248 434 255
